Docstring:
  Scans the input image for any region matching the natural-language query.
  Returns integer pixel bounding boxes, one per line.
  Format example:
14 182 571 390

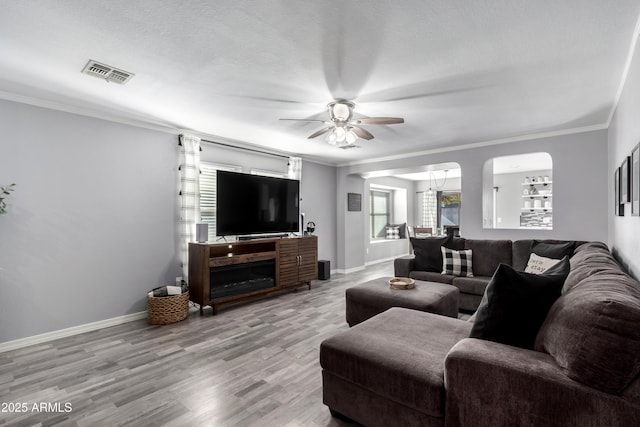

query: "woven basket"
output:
147 292 189 325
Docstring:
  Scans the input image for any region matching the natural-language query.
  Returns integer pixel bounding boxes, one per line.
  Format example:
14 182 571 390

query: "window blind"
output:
199 162 241 241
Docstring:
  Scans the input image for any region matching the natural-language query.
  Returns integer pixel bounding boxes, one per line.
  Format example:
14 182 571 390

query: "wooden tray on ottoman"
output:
389 277 415 290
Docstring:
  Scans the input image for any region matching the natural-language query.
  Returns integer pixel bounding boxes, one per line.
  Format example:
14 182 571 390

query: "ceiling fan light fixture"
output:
346 129 357 144
328 100 354 122
327 130 337 145
281 99 403 148
334 126 346 142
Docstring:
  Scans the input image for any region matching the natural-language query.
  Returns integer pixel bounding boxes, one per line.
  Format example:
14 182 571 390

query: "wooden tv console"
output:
188 235 318 314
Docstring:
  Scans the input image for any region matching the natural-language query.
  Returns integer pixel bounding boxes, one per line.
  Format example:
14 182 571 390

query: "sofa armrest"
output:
394 256 415 277
444 338 640 427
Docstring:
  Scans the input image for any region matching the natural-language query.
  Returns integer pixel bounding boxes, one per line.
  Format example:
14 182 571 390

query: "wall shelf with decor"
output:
520 176 552 229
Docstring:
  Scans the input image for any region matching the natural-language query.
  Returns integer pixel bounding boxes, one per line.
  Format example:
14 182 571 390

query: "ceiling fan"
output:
280 100 404 146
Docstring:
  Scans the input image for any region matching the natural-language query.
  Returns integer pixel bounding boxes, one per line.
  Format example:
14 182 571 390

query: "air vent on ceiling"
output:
338 144 360 150
82 60 134 85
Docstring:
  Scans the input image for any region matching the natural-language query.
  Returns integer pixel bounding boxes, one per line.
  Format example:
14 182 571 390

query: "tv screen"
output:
216 170 300 236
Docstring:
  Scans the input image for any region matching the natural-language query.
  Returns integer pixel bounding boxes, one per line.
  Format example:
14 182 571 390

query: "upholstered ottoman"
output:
346 276 459 326
320 307 473 427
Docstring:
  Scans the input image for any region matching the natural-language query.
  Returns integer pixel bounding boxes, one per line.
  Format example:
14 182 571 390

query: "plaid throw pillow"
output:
386 225 400 239
441 247 474 277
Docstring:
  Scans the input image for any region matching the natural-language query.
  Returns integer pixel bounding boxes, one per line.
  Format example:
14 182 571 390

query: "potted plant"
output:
0 183 15 214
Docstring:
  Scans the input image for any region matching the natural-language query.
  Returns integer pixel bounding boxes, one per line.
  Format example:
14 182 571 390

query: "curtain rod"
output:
201 139 290 159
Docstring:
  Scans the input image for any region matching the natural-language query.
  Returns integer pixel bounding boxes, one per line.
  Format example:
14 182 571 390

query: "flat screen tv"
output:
216 170 300 236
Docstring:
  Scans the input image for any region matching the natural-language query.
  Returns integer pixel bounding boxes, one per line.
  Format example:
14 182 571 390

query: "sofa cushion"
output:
532 240 576 259
464 239 512 277
535 247 640 394
470 258 570 349
448 237 466 250
411 235 452 272
409 270 454 284
451 276 491 296
320 308 472 418
441 248 473 277
562 241 615 292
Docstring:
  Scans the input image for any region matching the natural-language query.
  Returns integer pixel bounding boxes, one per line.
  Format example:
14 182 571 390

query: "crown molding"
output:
337 124 608 168
0 90 181 135
0 90 337 166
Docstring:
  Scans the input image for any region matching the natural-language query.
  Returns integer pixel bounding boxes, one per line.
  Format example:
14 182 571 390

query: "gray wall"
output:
336 173 366 272
608 33 640 280
335 129 608 270
0 100 339 344
300 161 337 269
0 100 179 343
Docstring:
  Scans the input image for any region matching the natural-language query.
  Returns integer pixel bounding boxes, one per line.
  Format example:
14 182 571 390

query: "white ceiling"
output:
1 1 639 165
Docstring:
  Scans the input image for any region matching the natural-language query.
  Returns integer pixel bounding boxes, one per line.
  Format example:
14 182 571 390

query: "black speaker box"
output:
318 260 330 280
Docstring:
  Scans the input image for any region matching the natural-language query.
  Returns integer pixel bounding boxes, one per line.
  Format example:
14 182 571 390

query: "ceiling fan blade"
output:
352 117 404 125
350 126 375 140
308 126 335 139
280 118 329 123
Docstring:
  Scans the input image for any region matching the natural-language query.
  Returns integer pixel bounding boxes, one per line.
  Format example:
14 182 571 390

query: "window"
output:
421 190 461 233
441 192 461 227
370 190 391 238
199 162 241 241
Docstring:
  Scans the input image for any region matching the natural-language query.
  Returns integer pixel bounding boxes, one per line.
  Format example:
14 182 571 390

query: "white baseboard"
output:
0 311 148 354
334 265 366 275
365 255 403 266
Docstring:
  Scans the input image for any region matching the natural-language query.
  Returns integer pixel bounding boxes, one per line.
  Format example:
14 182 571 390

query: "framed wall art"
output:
632 144 640 216
347 192 362 212
621 156 631 204
615 166 624 216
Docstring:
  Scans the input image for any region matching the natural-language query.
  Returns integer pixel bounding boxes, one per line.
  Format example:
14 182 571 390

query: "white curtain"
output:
422 190 437 231
178 134 201 281
287 156 302 180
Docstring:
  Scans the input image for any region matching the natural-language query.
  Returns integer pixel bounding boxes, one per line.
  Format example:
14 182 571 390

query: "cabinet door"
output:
278 239 299 288
298 237 318 283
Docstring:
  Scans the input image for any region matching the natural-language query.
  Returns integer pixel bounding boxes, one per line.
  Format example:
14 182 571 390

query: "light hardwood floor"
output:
0 261 399 426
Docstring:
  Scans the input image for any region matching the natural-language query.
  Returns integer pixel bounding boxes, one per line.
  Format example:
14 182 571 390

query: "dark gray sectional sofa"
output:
394 238 583 311
320 241 640 426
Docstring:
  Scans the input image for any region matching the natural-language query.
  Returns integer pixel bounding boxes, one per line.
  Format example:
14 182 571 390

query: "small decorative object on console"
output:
306 221 316 235
389 277 415 290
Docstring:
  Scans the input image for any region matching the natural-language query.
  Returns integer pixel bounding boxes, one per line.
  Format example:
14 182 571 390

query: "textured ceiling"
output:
1 1 639 165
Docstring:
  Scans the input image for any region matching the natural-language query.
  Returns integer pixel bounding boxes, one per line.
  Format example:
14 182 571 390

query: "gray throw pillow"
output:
531 240 575 259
